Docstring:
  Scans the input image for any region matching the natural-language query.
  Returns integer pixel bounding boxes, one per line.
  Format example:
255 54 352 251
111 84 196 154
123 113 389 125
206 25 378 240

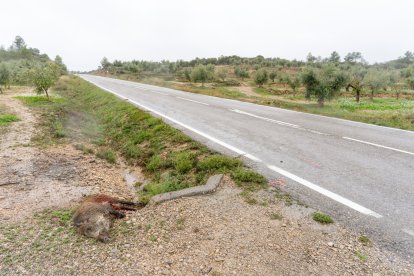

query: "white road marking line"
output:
231 109 299 127
343 137 414 156
230 109 328 135
402 229 414 237
244 154 262 162
176 97 209 106
81 76 383 219
266 165 383 218
151 91 168 96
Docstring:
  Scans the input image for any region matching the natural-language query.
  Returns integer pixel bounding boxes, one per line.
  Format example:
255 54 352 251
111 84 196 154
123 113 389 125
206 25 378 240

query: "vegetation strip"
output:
17 75 268 204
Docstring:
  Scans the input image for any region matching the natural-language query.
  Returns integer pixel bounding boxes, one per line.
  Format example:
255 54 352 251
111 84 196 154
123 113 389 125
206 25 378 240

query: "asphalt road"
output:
80 74 414 261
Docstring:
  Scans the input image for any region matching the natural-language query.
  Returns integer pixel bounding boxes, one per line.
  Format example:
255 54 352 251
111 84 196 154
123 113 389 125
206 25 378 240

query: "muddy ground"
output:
0 91 413 275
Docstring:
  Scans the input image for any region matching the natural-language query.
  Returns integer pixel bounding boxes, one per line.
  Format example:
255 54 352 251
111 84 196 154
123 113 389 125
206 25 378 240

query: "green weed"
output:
355 250 367 261
270 213 283 220
232 168 267 191
312 212 333 224
198 154 242 172
0 114 19 125
96 149 117 164
358 235 370 246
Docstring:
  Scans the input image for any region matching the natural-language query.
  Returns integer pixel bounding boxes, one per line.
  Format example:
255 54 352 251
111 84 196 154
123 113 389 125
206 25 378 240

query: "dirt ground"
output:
0 92 413 275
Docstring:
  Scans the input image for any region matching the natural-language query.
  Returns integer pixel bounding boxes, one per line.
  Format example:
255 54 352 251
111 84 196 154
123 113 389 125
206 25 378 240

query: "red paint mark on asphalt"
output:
269 179 288 189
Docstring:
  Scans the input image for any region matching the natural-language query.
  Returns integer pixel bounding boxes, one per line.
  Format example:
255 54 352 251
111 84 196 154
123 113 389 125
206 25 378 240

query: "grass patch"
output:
172 151 196 174
355 250 367 262
232 168 267 191
358 235 370 246
240 191 258 205
14 95 64 106
270 212 283 220
176 218 185 230
0 114 19 125
0 208 80 267
74 143 94 154
198 154 242 172
15 96 67 145
96 149 117 164
312 212 334 224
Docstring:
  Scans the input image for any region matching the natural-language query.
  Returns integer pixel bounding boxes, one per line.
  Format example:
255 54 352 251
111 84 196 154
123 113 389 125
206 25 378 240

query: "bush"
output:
172 151 196 174
312 212 333 224
198 155 242 172
254 69 268 86
232 168 267 190
234 67 249 80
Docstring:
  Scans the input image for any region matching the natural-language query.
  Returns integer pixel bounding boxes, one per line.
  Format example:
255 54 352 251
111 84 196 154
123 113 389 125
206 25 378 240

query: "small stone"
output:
282 224 287 227
328 242 334 247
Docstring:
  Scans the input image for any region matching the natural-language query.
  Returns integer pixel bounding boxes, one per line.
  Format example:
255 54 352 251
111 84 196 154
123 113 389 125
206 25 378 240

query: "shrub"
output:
198 155 242 172
312 212 333 224
232 168 267 190
172 151 196 174
254 69 268 86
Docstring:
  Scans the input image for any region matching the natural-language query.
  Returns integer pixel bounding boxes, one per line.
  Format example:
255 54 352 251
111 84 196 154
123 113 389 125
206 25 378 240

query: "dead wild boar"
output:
72 194 142 242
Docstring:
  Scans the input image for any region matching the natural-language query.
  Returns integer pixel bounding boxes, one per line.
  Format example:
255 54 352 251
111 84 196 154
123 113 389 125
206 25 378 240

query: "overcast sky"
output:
1 0 413 71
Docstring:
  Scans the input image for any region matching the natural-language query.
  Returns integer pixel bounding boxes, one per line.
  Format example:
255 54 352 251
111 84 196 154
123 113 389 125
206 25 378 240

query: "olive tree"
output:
30 63 60 99
191 65 212 86
388 70 404 99
269 71 277 83
301 65 346 107
254 68 268 87
287 75 301 95
0 63 10 93
234 67 249 80
183 68 191 82
364 69 388 100
406 77 414 90
216 67 227 82
345 66 367 102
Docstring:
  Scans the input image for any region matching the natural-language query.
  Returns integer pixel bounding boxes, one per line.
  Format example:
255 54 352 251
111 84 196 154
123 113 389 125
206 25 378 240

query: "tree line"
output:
98 50 414 106
0 36 67 97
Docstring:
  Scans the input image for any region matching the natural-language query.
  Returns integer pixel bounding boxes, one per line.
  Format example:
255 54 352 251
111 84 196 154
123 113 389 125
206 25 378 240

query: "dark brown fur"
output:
72 194 141 242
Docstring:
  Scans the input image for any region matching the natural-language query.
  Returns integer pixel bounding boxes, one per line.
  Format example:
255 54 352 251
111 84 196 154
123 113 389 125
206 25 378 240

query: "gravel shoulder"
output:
0 91 412 275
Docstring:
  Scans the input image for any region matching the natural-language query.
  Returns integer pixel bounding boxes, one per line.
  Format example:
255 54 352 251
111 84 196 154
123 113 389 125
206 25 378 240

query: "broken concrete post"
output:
149 174 223 205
